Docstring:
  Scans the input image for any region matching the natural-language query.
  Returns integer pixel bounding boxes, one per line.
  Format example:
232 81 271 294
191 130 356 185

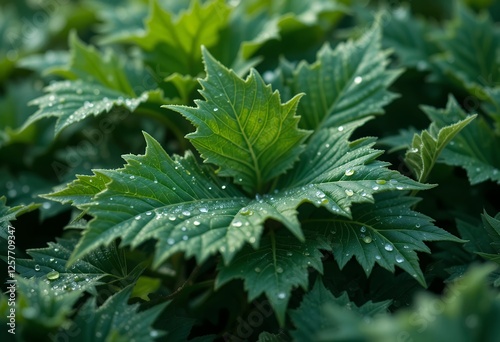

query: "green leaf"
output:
422 96 500 184
359 264 500 342
304 193 462 287
44 172 110 206
66 285 166 342
117 0 231 76
288 24 401 130
216 227 328 326
378 127 420 153
23 80 150 135
290 279 391 341
167 47 310 193
405 112 476 182
15 276 83 331
435 4 500 98
16 238 129 294
381 6 439 71
474 212 500 265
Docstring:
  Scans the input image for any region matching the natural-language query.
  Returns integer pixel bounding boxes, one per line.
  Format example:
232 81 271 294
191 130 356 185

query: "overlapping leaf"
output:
287 24 401 130
423 96 500 184
435 4 500 98
216 228 328 325
16 238 130 294
167 48 310 193
114 0 231 77
405 112 476 182
21 32 163 135
303 193 462 286
290 280 391 341
67 285 166 342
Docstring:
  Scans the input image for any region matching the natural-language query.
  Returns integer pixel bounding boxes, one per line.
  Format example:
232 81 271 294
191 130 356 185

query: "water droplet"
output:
46 270 60 280
193 220 201 226
354 76 363 84
286 251 293 256
182 235 188 241
277 292 286 299
254 267 261 273
276 267 283 273
49 258 55 262
167 238 175 245
376 179 386 185
360 226 367 233
249 237 256 244
384 244 394 252
372 185 380 191
146 211 152 216
200 207 208 213
395 255 404 263
130 175 135 180
232 220 243 227
42 202 52 210
415 223 421 228
150 330 160 338
375 255 382 260
168 215 176 221
221 185 226 190
213 107 219 112
182 210 191 216
337 126 344 132
396 186 404 190
345 189 354 197
409 147 419 153
34 265 41 271
135 215 141 220
345 169 355 176
315 190 326 198
363 236 372 244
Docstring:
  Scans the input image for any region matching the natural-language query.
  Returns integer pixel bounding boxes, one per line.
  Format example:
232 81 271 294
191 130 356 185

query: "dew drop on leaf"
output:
337 126 344 132
354 76 363 84
146 211 152 216
46 270 60 280
276 267 283 273
345 169 355 176
232 220 243 227
376 179 386 185
277 292 286 299
193 220 201 226
345 189 354 197
375 255 382 260
167 238 175 245
254 267 261 273
395 254 404 263
384 244 394 252
34 264 41 271
363 236 372 244
360 226 367 233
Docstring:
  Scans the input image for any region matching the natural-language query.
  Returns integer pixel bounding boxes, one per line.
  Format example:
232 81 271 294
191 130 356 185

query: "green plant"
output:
2 0 500 341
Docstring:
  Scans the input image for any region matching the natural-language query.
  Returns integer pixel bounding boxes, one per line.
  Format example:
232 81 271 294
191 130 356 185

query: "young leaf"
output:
288 24 401 130
405 112 476 182
435 4 500 98
290 279 391 341
423 96 500 184
43 172 110 206
66 285 166 341
167 47 310 193
303 193 463 286
115 0 231 76
216 227 329 326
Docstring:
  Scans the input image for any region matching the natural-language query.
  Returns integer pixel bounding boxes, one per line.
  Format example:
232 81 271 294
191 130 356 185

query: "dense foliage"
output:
1 0 500 341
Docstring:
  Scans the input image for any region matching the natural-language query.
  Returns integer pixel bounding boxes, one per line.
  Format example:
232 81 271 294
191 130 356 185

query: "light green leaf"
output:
23 80 151 135
290 279 391 341
435 4 500 98
304 193 462 287
43 172 110 206
405 112 476 182
116 0 231 76
216 227 328 326
289 24 401 130
167 47 310 194
67 285 166 342
423 96 500 184
16 238 129 294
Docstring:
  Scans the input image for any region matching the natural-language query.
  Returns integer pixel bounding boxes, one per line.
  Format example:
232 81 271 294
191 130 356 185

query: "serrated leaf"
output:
44 172 110 206
435 4 500 98
116 0 231 77
290 279 391 341
16 238 129 294
381 6 439 70
358 264 500 342
289 24 401 130
23 80 151 135
167 47 310 193
405 112 476 182
304 193 462 287
67 285 166 342
474 212 500 266
423 96 500 184
216 228 328 326
15 276 83 331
